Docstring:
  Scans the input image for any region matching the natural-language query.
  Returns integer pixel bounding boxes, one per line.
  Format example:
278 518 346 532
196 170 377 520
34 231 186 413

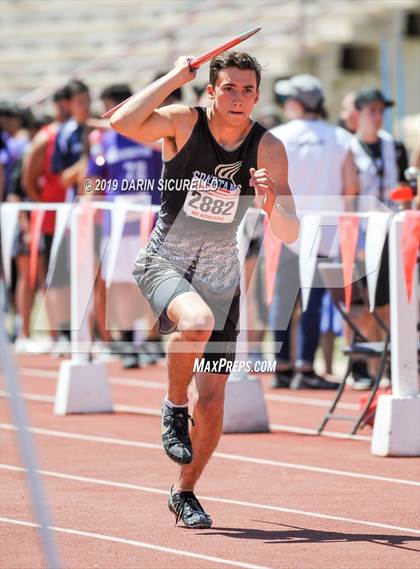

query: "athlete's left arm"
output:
251 131 300 244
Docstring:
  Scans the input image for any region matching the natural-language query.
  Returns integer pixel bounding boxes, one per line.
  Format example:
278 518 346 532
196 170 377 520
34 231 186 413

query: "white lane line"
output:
270 424 370 442
265 393 358 410
3 465 420 536
17 367 359 410
0 517 272 569
0 391 161 417
17 368 167 390
0 390 368 440
1 423 417 487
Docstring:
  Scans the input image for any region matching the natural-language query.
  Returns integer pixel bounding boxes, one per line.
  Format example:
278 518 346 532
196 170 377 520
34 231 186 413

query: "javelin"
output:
102 26 261 119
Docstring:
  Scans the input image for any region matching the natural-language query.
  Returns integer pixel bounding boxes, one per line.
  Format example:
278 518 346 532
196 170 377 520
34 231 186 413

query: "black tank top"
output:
144 106 267 297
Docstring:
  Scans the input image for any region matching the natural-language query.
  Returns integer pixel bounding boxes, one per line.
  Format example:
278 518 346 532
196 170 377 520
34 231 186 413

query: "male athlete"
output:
110 52 299 528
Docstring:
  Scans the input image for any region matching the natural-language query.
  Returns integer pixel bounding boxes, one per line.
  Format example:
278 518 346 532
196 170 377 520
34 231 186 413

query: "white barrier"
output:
54 203 111 414
0 201 158 415
371 212 420 456
223 211 270 434
55 201 159 414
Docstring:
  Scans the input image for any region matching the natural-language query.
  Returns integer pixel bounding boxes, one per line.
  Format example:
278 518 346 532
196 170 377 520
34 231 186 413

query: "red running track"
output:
1 354 419 569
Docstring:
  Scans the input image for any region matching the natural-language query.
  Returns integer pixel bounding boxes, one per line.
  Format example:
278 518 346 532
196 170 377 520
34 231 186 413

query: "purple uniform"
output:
87 129 162 235
2 132 29 198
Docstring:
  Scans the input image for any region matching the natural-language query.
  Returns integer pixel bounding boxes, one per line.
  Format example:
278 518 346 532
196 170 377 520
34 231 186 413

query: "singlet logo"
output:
214 161 242 184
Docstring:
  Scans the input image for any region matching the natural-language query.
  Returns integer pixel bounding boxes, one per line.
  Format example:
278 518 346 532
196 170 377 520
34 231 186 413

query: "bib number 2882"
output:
188 192 235 216
183 181 239 223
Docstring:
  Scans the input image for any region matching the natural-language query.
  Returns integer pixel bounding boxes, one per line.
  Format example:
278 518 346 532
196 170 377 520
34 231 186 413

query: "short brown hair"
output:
209 51 262 89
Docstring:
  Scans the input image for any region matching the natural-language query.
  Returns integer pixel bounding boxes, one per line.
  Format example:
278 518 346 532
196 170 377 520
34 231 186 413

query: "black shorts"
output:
14 229 30 257
353 239 389 308
43 224 102 287
43 233 70 288
246 237 260 259
133 252 240 374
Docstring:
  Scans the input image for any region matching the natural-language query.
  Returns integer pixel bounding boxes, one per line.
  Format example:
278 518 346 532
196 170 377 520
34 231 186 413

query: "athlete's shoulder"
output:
56 118 78 147
158 104 197 122
260 129 286 152
158 105 198 141
31 125 50 148
60 118 78 136
258 130 287 166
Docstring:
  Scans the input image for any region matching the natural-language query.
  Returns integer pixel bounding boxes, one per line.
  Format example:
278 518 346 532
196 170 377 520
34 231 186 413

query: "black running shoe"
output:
290 371 338 390
271 368 294 388
349 360 374 391
168 486 212 528
161 402 194 464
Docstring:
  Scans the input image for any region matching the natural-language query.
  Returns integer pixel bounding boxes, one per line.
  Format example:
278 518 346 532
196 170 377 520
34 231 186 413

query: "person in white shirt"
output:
351 88 398 202
270 74 359 389
346 88 404 384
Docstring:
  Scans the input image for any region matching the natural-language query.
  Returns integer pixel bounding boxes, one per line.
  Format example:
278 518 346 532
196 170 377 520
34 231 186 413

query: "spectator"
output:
1 102 29 197
270 74 359 389
22 87 72 351
86 83 164 368
6 112 51 352
352 88 405 198
52 80 112 350
347 88 404 384
340 89 408 182
52 80 91 196
338 88 409 387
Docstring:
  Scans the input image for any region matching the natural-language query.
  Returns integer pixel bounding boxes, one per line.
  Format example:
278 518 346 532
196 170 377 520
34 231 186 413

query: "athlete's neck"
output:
206 107 253 151
357 129 379 144
301 112 321 121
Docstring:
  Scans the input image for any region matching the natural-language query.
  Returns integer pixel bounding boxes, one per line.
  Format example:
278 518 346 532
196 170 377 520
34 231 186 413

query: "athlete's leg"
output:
166 291 215 405
175 371 228 492
16 253 36 338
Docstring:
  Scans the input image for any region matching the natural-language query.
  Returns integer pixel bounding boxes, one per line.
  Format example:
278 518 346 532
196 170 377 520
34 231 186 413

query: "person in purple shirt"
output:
0 103 29 199
86 84 164 369
52 80 91 201
87 85 162 214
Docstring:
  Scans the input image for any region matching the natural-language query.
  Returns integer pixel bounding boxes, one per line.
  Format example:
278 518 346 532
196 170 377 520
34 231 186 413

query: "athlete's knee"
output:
197 397 225 419
178 310 215 343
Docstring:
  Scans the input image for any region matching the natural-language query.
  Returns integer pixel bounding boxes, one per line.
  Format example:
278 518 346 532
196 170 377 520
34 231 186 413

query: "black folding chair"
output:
317 262 390 435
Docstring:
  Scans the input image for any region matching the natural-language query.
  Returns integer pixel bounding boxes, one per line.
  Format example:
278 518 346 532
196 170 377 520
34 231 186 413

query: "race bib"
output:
183 177 240 223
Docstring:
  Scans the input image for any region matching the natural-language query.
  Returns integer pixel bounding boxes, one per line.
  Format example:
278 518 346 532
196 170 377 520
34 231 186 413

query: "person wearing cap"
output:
269 74 359 389
347 87 409 384
339 89 408 181
351 88 409 200
52 80 91 196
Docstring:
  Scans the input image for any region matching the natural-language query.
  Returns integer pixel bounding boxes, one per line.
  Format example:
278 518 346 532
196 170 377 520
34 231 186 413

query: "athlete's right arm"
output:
342 149 359 197
22 129 48 201
109 57 196 143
